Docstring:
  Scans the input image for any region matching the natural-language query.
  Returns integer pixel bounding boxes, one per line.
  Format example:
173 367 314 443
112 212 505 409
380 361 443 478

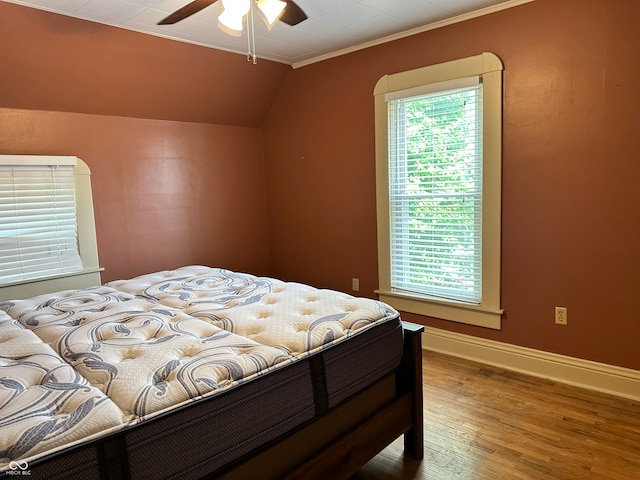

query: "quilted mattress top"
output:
0 266 399 471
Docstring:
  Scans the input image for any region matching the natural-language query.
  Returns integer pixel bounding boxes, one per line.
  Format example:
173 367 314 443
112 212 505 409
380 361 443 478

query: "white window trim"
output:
0 155 102 300
374 52 504 329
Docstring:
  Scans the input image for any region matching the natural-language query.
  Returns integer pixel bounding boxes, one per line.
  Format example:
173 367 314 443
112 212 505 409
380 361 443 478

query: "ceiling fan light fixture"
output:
218 10 243 35
256 0 287 27
218 0 250 35
222 0 251 16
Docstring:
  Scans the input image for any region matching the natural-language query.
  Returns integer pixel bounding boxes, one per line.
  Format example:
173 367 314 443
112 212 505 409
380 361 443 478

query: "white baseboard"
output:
422 327 640 401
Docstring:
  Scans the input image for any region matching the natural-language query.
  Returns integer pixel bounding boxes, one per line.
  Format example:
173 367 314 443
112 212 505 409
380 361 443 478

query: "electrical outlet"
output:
555 306 568 325
352 278 360 292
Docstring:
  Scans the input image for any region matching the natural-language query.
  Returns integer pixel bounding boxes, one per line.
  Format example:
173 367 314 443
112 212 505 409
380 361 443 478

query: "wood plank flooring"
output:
351 350 640 480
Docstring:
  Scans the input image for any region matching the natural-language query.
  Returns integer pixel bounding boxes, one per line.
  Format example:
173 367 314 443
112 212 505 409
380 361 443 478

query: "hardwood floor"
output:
352 350 640 480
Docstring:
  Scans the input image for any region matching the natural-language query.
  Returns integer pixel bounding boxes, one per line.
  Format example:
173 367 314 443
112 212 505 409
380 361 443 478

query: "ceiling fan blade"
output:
157 0 218 25
280 0 308 26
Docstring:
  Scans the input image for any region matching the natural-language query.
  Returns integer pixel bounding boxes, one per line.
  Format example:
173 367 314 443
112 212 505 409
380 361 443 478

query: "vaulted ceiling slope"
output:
1 1 530 125
0 1 290 126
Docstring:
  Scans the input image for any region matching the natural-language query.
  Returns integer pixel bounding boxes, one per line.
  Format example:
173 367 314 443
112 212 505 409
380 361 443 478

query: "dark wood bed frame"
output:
216 322 425 480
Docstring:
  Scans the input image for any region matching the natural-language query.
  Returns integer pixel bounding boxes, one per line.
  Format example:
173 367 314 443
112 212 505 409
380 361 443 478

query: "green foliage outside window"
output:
390 86 482 302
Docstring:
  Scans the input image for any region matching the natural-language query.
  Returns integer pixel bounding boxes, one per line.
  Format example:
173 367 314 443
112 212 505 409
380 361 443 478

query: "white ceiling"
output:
5 0 532 67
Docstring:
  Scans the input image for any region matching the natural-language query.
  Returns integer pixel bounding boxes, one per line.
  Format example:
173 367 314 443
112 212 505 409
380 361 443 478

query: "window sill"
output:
376 289 503 330
0 268 104 301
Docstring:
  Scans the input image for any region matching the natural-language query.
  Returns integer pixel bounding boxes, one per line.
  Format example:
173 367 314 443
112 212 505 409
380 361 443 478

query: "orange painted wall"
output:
0 107 271 282
2 0 639 370
263 0 640 369
0 2 287 282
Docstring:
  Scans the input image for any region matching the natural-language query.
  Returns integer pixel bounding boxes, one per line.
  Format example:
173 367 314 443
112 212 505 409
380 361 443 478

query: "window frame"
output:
0 155 102 300
374 52 504 329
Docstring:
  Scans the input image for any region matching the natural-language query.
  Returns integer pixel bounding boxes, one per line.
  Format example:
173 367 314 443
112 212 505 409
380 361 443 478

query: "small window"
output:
0 156 102 300
374 53 504 329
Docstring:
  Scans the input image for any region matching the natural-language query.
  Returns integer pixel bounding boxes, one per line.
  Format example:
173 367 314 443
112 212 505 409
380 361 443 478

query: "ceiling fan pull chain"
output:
247 1 257 64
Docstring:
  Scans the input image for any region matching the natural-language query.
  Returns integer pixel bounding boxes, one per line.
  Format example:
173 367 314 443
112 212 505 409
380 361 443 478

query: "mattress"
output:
0 266 403 478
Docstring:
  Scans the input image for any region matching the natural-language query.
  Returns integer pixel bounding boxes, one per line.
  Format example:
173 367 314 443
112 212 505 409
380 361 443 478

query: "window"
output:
0 156 102 300
374 53 503 329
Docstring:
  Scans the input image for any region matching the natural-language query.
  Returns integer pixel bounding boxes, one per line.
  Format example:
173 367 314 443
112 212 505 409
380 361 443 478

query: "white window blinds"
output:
387 79 483 304
0 162 83 284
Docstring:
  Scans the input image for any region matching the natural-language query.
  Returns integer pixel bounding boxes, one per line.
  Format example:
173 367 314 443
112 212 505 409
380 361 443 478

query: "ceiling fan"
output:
157 0 308 27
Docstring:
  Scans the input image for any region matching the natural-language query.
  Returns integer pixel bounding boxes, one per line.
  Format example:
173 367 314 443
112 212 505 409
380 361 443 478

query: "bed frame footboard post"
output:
399 322 424 459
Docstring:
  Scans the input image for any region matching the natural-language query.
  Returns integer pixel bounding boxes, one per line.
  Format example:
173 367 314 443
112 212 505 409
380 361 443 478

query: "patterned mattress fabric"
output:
0 312 127 468
0 266 401 473
108 266 399 357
